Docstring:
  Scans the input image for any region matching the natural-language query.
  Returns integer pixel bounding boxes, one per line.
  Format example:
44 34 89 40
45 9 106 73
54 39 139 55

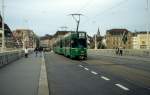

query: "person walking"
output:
34 47 39 57
119 47 123 56
39 47 43 57
24 47 29 58
116 47 119 55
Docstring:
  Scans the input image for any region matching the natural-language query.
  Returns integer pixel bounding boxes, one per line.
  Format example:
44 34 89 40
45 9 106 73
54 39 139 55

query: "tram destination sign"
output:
79 33 85 38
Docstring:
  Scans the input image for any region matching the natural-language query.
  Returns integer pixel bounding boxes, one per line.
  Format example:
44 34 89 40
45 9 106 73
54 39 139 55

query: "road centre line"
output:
91 71 98 75
101 76 110 81
84 67 89 71
38 53 49 95
78 64 130 91
115 84 130 91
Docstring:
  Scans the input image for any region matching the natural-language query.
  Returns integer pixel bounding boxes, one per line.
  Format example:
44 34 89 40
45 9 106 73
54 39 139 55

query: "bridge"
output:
0 49 150 95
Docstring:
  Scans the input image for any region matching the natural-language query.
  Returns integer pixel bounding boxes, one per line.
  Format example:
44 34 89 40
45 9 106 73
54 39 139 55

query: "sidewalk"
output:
113 55 150 62
94 53 150 62
0 54 42 95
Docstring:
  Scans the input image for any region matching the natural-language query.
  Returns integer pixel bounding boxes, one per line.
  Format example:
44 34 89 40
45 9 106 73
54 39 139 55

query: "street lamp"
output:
94 34 97 50
146 0 149 49
1 0 5 51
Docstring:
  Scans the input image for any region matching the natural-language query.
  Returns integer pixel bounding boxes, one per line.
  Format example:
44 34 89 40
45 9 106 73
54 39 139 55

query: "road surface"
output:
45 52 150 95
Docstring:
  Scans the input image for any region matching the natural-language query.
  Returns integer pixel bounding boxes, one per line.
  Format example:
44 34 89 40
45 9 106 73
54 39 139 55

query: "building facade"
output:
13 29 37 48
51 31 70 49
40 34 53 50
0 23 15 49
132 32 150 49
106 29 132 49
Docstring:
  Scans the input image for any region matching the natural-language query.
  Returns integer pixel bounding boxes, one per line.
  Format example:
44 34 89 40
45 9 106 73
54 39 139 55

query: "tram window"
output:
78 39 87 48
60 40 62 48
65 38 70 47
71 38 86 48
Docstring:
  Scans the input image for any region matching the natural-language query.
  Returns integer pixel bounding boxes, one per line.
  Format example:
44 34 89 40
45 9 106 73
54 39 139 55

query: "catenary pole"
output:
70 14 83 33
1 0 5 51
146 0 149 49
94 34 97 50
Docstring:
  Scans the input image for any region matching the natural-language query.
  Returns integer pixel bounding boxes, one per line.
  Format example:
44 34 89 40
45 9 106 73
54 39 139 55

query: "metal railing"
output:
0 50 24 67
88 49 150 57
0 48 34 68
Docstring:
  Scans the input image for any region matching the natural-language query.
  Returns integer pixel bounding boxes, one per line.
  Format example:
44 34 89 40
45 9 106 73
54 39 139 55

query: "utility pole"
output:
94 34 97 50
23 32 25 49
1 0 5 51
70 14 83 33
95 27 100 49
146 0 149 49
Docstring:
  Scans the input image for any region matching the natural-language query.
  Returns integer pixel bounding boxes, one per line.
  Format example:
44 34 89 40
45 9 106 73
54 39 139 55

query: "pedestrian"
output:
119 47 123 56
116 47 119 55
24 47 29 58
39 47 43 57
34 47 39 57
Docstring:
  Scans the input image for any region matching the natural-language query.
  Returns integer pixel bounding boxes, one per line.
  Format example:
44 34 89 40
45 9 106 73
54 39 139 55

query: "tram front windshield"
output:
71 38 87 48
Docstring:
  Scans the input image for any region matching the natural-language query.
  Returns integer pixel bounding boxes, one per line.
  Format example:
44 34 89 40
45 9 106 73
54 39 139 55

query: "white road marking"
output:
115 84 130 91
84 68 89 71
38 52 49 95
101 76 110 81
78 65 84 67
91 71 98 75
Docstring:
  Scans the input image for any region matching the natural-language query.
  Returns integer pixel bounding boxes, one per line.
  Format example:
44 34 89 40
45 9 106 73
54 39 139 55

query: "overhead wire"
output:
76 0 94 13
66 0 96 31
67 0 130 31
61 0 94 31
81 0 129 26
93 0 129 19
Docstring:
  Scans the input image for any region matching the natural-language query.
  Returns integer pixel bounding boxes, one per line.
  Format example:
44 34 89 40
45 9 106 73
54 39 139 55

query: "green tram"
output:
53 32 87 59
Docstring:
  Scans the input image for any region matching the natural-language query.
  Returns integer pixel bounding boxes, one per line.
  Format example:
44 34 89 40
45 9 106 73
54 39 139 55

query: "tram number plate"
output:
79 33 85 38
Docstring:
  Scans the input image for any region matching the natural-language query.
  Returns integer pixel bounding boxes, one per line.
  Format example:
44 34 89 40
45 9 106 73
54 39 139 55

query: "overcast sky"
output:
1 0 150 36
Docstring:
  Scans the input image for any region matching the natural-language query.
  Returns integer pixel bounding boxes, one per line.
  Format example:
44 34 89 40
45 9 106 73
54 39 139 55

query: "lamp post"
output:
94 34 97 50
146 0 149 49
1 0 5 51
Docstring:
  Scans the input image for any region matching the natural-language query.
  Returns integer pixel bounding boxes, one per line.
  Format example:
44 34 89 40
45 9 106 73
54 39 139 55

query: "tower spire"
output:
97 27 100 37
